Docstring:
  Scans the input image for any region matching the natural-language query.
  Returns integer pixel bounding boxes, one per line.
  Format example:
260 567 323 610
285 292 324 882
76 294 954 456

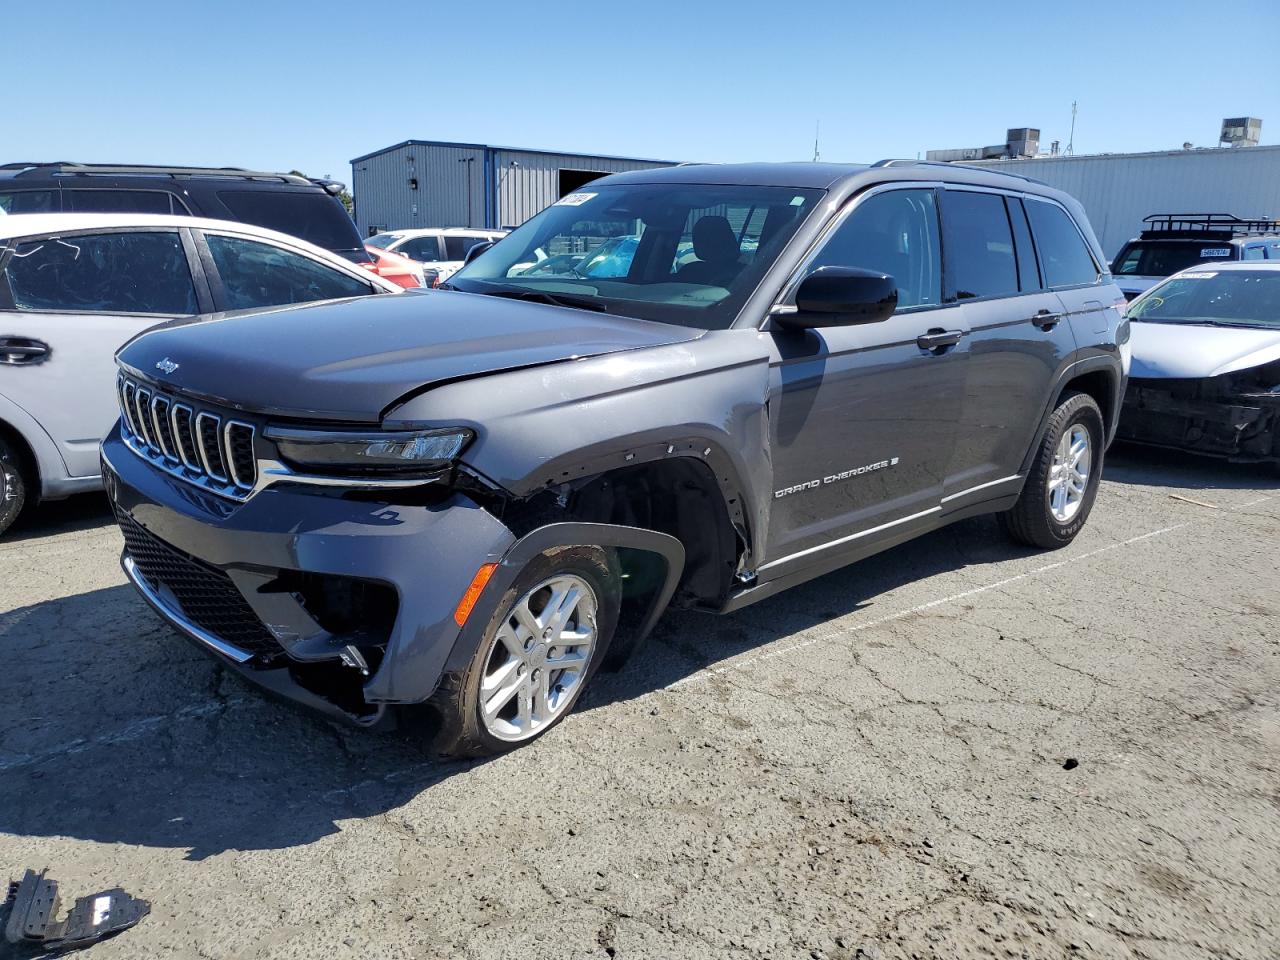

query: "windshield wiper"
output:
468 284 609 313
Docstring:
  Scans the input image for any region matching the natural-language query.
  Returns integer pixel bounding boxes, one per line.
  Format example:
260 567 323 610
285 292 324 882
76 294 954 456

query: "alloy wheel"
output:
1047 424 1091 523
478 574 598 742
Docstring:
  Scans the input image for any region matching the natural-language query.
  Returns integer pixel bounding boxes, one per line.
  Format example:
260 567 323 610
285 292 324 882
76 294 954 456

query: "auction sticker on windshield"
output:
556 193 597 207
1199 248 1231 257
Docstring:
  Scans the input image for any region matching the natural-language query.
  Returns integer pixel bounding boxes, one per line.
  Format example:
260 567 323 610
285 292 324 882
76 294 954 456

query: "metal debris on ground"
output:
2 868 149 953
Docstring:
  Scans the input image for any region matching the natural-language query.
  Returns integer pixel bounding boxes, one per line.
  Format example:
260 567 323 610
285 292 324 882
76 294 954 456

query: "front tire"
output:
1000 391 1105 549
432 546 620 757
0 436 28 538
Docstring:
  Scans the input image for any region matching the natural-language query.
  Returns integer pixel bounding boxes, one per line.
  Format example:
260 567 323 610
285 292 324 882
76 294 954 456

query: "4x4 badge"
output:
155 358 180 374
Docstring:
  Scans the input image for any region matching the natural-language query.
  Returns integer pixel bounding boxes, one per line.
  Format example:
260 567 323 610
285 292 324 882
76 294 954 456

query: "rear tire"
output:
1000 391 1104 550
431 545 620 757
0 436 28 538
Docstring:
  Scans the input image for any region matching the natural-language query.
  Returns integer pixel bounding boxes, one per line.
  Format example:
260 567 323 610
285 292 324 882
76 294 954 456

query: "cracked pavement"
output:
0 446 1277 959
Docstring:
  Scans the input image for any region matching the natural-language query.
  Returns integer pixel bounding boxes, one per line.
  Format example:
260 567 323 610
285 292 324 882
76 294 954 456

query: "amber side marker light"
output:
454 563 499 627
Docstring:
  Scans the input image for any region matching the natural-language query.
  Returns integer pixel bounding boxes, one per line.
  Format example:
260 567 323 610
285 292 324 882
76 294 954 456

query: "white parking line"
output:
664 490 1274 690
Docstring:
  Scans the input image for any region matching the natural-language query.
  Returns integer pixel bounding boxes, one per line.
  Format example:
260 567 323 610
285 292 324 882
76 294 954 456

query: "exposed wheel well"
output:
499 457 740 613
0 419 38 499
1057 369 1116 441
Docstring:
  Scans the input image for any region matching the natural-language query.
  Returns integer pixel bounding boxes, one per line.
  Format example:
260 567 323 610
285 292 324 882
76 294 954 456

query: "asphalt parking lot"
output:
1 446 1277 960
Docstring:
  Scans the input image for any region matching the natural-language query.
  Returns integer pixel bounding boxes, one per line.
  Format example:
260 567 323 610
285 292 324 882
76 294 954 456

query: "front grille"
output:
117 511 281 659
117 374 257 500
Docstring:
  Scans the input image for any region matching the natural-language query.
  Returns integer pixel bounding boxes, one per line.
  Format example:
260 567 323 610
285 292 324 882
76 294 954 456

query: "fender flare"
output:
1019 355 1123 476
442 521 686 677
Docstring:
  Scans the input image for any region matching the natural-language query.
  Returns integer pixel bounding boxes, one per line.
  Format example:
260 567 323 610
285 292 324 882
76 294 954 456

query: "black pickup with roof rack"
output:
0 162 366 263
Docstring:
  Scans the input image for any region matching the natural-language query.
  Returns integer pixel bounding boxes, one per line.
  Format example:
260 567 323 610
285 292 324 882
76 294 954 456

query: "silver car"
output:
0 213 400 535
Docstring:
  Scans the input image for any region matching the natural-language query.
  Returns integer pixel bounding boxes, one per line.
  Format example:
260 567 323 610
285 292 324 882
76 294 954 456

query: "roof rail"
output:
1141 213 1280 236
3 162 312 185
869 158 1047 186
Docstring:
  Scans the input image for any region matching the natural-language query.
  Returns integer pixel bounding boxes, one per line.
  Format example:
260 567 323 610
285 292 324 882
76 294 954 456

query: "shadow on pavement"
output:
1104 442 1278 491
0 514 1009 859
4 491 115 543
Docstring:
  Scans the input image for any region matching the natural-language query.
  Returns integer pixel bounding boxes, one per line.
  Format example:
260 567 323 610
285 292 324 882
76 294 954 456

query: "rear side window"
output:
444 235 489 260
0 190 58 214
205 234 374 311
398 236 443 261
1242 246 1267 261
216 190 363 253
944 191 1019 300
1026 200 1099 288
4 231 198 315
63 190 187 215
810 188 941 309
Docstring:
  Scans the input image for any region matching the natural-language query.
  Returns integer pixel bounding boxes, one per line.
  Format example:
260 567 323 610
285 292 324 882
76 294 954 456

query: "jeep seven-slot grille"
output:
117 374 257 500
116 510 281 659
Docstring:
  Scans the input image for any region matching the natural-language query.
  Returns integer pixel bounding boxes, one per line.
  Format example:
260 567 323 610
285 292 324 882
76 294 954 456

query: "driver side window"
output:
205 234 375 311
808 189 941 309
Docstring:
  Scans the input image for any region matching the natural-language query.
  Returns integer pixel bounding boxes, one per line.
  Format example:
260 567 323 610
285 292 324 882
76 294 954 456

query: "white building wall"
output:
969 145 1280 260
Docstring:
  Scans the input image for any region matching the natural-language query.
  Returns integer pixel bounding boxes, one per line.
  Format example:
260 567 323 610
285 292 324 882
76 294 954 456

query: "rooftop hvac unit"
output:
1220 117 1261 147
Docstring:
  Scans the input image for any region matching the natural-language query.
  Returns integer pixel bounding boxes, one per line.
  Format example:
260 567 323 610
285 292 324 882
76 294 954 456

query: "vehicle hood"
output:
118 290 703 421
1116 276 1162 297
1129 320 1280 379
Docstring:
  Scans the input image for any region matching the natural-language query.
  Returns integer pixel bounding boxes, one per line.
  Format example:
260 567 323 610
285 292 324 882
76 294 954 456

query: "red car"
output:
360 245 426 289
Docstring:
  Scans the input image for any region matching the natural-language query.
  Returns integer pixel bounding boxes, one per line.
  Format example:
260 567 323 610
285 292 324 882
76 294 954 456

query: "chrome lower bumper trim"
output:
121 554 255 664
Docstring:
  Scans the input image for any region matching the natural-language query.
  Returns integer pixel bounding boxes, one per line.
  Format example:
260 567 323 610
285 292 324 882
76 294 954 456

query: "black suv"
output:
103 160 1127 755
0 163 368 263
1110 213 1280 301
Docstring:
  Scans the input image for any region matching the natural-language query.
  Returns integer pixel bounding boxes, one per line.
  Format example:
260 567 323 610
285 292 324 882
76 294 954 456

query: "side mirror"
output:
778 266 898 329
463 240 495 266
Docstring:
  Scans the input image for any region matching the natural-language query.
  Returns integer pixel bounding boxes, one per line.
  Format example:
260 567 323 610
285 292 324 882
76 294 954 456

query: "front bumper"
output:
102 425 515 722
1117 377 1280 462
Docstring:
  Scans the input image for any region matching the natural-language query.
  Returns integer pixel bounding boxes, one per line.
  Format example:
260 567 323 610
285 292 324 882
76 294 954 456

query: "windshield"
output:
1128 270 1280 328
1112 240 1233 277
447 183 824 329
365 233 401 250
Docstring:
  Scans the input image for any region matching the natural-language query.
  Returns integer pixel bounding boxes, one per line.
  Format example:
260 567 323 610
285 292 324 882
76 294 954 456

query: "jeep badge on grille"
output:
155 358 180 374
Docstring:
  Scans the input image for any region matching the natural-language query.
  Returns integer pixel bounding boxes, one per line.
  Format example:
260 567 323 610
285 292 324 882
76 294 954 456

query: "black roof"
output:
602 162 866 189
0 163 340 191
599 159 1057 197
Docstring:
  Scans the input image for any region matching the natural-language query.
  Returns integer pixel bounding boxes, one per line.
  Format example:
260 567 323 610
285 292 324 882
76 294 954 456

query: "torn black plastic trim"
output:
3 868 149 952
1119 373 1280 462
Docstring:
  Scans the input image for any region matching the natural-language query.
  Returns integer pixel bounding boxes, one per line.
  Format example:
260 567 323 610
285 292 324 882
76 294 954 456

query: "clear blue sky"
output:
7 0 1278 193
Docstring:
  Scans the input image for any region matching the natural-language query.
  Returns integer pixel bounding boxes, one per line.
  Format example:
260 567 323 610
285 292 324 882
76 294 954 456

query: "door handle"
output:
0 336 51 365
1031 309 1063 330
916 328 964 353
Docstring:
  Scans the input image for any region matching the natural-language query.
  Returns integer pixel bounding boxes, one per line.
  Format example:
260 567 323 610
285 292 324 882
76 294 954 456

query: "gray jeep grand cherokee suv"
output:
103 161 1127 755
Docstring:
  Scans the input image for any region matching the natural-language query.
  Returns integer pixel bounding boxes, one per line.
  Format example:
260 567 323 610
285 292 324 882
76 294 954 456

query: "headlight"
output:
265 426 473 476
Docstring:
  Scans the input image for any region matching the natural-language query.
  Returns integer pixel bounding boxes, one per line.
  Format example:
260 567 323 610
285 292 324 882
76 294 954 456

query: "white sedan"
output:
0 213 401 535
1117 262 1280 468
